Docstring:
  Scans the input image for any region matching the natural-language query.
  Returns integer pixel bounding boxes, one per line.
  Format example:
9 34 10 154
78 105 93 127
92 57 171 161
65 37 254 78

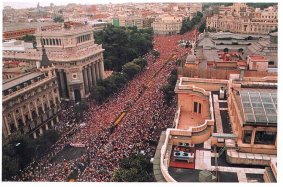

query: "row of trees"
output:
180 11 203 34
94 25 154 72
91 57 147 104
161 69 178 105
2 130 60 180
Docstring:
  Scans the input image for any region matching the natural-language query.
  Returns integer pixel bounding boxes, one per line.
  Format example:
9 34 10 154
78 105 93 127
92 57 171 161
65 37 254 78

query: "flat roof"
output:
3 72 43 91
239 90 277 126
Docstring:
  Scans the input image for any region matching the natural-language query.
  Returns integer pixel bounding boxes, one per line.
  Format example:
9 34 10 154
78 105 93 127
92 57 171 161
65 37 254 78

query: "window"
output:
193 102 202 114
254 131 276 145
242 130 252 144
72 73 77 79
194 102 198 113
268 61 275 65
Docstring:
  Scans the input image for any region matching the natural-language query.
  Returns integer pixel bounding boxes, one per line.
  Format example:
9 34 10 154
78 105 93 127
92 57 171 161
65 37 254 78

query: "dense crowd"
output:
14 30 198 182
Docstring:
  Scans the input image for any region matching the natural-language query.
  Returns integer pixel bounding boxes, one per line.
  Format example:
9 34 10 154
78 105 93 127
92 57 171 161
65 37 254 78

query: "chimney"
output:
239 67 245 81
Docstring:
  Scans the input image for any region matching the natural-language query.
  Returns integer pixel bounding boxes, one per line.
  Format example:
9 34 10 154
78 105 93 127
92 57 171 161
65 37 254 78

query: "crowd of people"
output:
14 29 198 182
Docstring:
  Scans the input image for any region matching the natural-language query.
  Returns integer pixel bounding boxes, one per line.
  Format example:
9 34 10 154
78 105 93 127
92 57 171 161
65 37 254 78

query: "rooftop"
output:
3 72 43 91
239 89 277 126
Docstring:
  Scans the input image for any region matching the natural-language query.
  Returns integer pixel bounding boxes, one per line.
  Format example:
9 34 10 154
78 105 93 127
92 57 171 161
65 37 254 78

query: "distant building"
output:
206 3 278 35
3 22 61 40
247 55 268 72
152 16 182 35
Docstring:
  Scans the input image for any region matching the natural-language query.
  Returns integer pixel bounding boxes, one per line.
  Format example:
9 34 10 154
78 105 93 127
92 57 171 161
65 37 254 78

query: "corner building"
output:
35 26 105 102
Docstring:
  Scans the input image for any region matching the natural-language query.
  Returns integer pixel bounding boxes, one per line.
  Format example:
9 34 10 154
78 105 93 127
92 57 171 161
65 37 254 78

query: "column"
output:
83 68 89 94
59 70 67 98
99 60 104 79
251 128 256 145
33 132 37 139
46 94 51 108
51 120 54 127
45 124 49 130
27 103 33 120
4 116 11 135
95 62 100 80
41 97 46 113
92 63 97 86
34 101 39 116
20 107 26 126
87 66 93 89
52 91 57 106
39 128 43 135
12 112 19 130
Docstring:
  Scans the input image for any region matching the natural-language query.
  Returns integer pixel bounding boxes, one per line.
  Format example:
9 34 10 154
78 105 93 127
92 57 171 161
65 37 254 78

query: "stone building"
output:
2 43 61 140
206 3 277 35
3 25 105 102
152 16 182 35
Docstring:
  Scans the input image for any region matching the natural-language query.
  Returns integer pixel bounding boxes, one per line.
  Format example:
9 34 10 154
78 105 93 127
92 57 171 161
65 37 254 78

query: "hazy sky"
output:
3 0 202 9
3 0 278 9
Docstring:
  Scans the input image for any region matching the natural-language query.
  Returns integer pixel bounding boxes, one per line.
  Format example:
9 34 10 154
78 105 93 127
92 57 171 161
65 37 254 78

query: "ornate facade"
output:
206 3 278 34
2 44 61 140
3 25 105 102
152 16 182 35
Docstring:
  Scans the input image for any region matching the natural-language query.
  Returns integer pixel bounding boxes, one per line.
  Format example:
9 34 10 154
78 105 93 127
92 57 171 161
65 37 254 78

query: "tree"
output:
91 85 108 104
22 35 35 42
132 57 147 70
112 154 154 182
122 62 141 80
53 15 64 23
199 22 206 33
224 48 229 53
94 26 153 71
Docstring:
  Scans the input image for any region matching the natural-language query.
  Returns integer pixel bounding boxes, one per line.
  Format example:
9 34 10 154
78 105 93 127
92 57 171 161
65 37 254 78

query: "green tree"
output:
91 85 108 104
132 57 147 70
112 154 154 182
53 15 64 22
122 62 141 80
22 35 35 42
199 22 206 33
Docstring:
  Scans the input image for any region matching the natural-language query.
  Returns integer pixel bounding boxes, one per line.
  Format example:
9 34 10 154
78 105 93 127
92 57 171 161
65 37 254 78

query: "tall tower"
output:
39 36 56 79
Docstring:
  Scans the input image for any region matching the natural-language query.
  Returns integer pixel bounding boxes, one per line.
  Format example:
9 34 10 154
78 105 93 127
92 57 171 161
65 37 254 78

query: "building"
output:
2 43 61 141
3 22 61 40
154 73 277 182
247 55 268 71
152 16 182 35
206 3 278 35
3 24 105 102
245 32 278 68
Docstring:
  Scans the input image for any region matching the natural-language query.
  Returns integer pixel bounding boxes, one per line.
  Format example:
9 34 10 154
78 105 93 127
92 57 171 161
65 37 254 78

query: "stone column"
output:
99 60 104 79
20 107 26 126
251 128 256 145
4 116 11 135
95 62 100 80
92 63 97 86
87 65 93 89
41 97 46 113
27 103 33 120
12 112 19 130
83 67 89 94
52 91 57 106
34 101 39 116
47 94 51 108
59 70 67 98
45 124 49 130
33 132 37 139
39 128 43 135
